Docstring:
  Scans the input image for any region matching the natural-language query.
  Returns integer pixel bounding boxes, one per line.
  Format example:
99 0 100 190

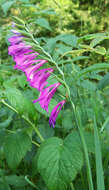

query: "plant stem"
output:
1 99 44 142
25 25 64 76
75 108 94 190
25 176 39 189
32 140 40 147
1 99 18 113
94 116 105 190
100 116 109 132
70 183 75 190
22 115 44 142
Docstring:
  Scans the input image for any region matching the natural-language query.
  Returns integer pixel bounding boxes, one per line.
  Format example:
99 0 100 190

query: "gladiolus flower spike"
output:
8 28 66 127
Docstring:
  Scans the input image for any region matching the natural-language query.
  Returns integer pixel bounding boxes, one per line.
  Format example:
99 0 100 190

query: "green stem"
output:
75 109 94 190
1 99 44 142
25 176 39 189
60 78 94 190
1 99 18 113
70 183 75 190
6 129 15 134
22 115 44 142
25 26 64 76
100 116 109 132
32 140 40 147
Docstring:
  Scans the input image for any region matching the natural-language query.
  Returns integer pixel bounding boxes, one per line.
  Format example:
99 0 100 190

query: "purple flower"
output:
49 100 66 128
13 53 38 69
14 59 37 70
30 68 53 91
33 83 61 112
8 42 32 56
8 35 23 45
8 28 66 128
23 60 47 81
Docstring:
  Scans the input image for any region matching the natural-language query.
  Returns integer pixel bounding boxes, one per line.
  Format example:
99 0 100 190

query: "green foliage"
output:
94 117 105 190
4 130 32 169
33 137 83 190
2 175 28 188
97 73 109 90
0 0 109 189
65 131 95 154
5 88 37 120
35 18 52 31
1 1 14 15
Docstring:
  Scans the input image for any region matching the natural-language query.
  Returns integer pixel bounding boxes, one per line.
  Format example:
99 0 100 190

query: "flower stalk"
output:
8 25 66 127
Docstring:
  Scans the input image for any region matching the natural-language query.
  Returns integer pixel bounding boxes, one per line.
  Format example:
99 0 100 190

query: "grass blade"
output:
76 108 94 190
94 116 105 190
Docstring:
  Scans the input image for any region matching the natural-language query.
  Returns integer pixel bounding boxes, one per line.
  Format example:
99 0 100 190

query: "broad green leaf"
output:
0 115 13 128
65 131 95 154
56 44 72 54
0 183 11 190
35 18 52 31
4 131 31 169
62 110 73 131
5 88 25 114
1 1 14 15
36 124 54 143
34 137 83 190
17 75 27 89
5 88 37 120
0 107 13 129
5 175 28 187
44 38 56 53
56 34 78 47
3 76 17 88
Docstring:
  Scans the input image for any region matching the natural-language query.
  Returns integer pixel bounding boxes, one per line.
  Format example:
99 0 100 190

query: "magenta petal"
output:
30 68 53 91
34 83 61 112
8 36 23 45
8 43 32 56
13 53 38 68
14 60 37 70
49 100 66 128
23 60 47 81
